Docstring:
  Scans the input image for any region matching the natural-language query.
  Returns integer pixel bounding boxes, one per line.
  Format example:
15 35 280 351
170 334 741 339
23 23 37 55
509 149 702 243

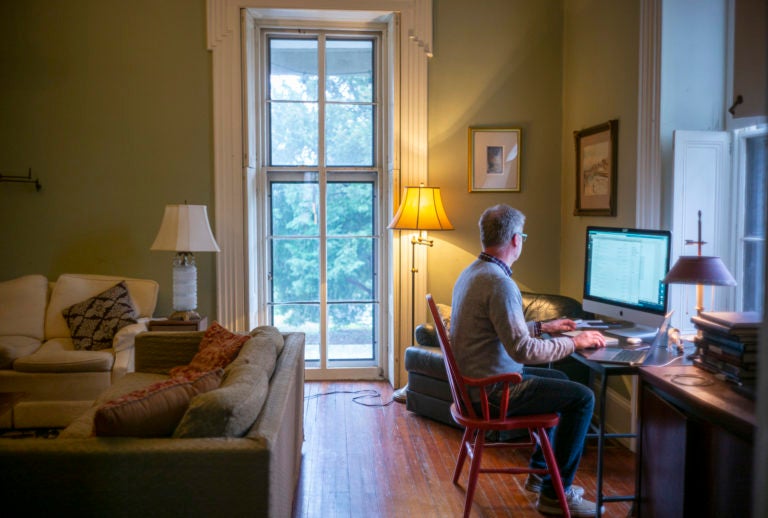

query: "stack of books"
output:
690 311 760 390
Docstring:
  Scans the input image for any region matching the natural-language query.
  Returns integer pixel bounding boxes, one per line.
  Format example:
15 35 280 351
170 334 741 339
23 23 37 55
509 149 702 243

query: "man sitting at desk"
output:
450 204 606 517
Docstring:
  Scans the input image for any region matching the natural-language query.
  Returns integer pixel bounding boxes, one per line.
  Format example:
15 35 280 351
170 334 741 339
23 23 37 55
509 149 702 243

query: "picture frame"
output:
574 119 618 216
468 127 521 192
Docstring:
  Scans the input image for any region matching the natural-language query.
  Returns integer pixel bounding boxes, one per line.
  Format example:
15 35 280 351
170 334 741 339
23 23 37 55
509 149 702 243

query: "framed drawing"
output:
468 127 521 192
574 119 618 216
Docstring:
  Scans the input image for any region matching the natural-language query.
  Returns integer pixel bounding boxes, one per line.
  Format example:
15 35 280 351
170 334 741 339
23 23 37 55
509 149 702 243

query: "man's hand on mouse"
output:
572 330 606 350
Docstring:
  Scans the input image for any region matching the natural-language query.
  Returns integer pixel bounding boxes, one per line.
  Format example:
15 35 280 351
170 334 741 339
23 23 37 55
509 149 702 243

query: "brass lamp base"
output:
169 310 201 321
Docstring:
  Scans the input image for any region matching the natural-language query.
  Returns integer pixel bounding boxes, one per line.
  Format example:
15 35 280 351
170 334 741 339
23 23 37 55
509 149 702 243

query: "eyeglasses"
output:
518 232 528 243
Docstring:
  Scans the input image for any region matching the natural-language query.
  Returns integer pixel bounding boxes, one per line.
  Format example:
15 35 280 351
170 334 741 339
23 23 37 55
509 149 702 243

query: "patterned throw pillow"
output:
62 281 138 351
93 368 224 437
436 303 452 332
169 321 249 378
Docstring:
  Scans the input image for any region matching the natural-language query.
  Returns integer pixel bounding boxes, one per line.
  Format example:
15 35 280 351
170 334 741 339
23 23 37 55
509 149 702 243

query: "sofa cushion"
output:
169 322 248 378
0 336 42 370
0 274 48 342
173 364 269 438
13 338 114 373
228 326 281 377
93 368 224 437
45 273 159 340
62 281 138 351
249 325 285 356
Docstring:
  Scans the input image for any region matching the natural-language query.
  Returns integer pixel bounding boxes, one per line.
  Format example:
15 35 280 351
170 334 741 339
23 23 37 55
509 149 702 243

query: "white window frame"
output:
257 27 387 380
206 0 432 388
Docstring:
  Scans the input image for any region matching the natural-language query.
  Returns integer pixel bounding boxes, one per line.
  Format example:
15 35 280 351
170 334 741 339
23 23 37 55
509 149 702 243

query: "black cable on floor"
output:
304 389 395 407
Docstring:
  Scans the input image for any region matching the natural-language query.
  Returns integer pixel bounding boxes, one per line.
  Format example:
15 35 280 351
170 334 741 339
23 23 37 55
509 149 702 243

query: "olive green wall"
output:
426 0 641 307
560 0 640 302
0 0 215 319
427 0 565 305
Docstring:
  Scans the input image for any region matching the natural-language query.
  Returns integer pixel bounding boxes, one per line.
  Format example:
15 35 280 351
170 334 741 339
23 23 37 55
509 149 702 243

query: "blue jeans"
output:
485 366 594 498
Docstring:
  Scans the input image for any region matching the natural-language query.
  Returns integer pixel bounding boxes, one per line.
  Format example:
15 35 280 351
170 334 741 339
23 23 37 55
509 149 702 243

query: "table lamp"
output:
151 204 220 320
388 184 453 402
663 210 736 316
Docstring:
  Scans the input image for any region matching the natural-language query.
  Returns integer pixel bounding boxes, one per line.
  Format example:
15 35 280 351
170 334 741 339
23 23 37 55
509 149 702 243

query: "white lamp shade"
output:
151 205 220 252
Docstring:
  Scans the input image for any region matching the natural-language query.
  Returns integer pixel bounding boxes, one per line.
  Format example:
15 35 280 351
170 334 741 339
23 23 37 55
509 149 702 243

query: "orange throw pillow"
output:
169 321 249 378
93 369 223 437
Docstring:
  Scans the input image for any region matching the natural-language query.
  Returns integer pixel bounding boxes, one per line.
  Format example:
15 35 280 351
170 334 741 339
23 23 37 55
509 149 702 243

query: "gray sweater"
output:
450 259 575 379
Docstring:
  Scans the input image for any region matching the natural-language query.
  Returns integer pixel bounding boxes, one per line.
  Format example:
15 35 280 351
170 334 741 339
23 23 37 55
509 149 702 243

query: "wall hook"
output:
0 168 42 191
728 94 743 116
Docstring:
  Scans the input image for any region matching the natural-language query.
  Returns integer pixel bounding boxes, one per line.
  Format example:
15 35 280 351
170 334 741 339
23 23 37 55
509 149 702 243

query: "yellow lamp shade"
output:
388 185 454 231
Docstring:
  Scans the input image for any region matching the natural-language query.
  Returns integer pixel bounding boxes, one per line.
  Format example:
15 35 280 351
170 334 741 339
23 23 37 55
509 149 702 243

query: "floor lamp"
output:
663 210 736 320
388 185 453 403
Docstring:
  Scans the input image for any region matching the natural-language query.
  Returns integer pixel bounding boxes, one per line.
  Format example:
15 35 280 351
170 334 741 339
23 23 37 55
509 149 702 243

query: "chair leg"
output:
452 427 473 484
462 428 485 518
537 426 571 518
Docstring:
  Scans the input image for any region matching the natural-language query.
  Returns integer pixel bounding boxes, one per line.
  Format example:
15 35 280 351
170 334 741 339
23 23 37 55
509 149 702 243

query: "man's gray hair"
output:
479 204 525 248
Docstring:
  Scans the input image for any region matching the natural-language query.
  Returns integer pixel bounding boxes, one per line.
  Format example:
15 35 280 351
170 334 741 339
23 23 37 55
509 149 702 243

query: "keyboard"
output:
610 348 647 364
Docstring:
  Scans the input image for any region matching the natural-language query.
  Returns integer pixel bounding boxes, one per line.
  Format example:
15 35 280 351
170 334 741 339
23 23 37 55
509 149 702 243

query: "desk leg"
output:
596 373 607 518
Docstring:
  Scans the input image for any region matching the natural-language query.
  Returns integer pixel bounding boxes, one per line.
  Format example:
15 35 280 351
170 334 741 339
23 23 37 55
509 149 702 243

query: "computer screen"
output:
583 226 671 337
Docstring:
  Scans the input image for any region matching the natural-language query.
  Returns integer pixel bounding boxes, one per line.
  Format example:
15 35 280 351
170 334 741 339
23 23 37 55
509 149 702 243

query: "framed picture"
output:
468 127 521 192
574 119 618 216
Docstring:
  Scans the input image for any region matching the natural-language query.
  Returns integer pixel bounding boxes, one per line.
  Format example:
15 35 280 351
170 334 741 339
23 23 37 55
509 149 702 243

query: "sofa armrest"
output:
113 320 149 353
414 323 438 347
134 331 204 374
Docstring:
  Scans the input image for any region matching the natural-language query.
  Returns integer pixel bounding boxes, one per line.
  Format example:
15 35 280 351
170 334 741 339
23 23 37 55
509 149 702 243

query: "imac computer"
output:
583 226 672 340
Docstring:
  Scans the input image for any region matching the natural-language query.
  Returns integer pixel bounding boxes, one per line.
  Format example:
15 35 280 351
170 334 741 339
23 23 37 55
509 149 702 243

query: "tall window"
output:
738 130 766 313
261 30 385 378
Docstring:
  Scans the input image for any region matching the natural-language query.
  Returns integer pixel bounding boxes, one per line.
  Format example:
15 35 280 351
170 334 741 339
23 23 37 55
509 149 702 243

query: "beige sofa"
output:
0 273 158 428
0 329 306 518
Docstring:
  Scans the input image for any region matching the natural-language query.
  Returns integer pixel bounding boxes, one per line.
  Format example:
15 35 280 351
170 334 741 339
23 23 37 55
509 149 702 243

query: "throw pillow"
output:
436 303 452 332
169 321 249 378
93 368 224 437
62 281 138 351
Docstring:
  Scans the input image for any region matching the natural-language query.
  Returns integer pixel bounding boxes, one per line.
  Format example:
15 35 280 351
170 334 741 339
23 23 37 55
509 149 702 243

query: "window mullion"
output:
318 33 328 369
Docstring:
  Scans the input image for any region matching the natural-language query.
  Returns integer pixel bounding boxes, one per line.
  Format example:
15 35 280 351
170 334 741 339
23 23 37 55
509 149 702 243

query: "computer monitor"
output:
583 226 672 339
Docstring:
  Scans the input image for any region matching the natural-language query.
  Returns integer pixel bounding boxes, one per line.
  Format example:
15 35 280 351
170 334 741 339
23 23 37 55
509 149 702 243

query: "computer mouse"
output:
626 337 642 345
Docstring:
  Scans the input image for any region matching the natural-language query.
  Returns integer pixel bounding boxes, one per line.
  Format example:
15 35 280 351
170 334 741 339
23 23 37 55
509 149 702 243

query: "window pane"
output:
327 181 374 235
269 39 318 101
743 134 766 313
270 180 319 236
273 304 320 361
743 241 765 312
271 238 319 302
326 39 373 102
325 104 373 166
327 237 373 302
745 135 766 237
328 303 376 361
270 102 318 166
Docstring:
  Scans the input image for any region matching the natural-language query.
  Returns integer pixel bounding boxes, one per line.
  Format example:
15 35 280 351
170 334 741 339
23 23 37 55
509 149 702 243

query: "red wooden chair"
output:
426 294 570 518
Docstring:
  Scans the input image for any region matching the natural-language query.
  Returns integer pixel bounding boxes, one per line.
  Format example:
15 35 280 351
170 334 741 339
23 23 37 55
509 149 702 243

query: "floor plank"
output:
294 381 635 518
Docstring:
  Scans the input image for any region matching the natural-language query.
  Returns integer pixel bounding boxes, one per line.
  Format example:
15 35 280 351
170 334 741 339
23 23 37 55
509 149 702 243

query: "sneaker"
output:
525 473 584 497
536 487 605 517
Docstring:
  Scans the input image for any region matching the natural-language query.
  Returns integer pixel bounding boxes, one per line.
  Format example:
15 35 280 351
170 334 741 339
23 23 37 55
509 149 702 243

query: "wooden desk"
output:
637 365 756 517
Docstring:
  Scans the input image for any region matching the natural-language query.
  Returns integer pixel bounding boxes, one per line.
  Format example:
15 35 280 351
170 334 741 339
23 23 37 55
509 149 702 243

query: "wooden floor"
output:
294 381 635 518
